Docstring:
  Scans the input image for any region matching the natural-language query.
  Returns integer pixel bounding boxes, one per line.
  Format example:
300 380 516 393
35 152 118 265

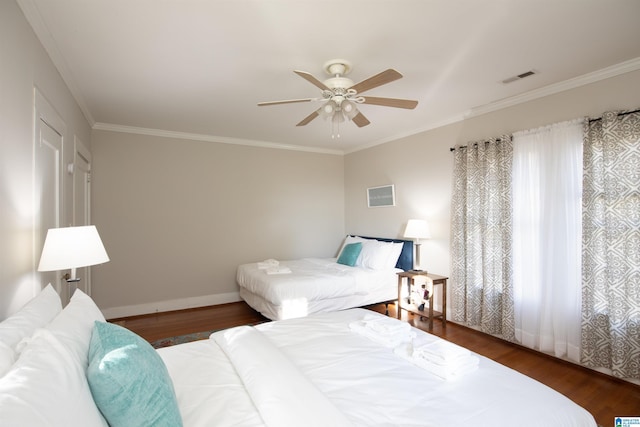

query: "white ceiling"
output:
18 0 640 154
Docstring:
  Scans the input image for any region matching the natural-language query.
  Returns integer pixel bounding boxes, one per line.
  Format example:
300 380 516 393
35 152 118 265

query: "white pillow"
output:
357 239 395 270
386 242 404 269
337 235 367 258
338 237 404 270
0 329 108 426
46 289 106 369
0 284 61 375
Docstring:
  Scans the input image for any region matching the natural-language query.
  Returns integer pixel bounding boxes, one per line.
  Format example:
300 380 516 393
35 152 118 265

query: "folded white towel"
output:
258 259 280 269
394 341 479 380
412 340 471 365
265 266 292 275
362 317 409 335
349 315 415 348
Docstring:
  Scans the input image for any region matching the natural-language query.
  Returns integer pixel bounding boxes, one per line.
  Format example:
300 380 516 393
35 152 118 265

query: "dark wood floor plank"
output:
112 301 640 426
109 301 268 342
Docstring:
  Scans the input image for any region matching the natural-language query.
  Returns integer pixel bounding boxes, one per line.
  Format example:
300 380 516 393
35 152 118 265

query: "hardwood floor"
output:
110 301 269 342
112 301 640 426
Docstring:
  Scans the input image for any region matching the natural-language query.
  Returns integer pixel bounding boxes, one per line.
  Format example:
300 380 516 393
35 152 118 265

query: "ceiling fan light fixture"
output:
342 101 359 120
258 59 418 140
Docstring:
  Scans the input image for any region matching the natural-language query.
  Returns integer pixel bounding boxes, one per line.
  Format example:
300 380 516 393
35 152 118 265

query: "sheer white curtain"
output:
512 118 584 362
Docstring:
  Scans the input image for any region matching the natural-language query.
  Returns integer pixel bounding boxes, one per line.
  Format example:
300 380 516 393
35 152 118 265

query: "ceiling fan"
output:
258 59 418 137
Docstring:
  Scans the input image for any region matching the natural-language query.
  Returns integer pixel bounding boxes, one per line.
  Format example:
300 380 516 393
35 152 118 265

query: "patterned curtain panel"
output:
450 136 515 340
582 110 640 380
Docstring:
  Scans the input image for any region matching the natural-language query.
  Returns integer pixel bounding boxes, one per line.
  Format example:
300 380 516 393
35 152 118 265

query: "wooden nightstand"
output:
396 271 448 329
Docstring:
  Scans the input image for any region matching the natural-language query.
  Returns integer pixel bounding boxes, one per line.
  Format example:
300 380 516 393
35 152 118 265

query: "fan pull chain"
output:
331 110 342 139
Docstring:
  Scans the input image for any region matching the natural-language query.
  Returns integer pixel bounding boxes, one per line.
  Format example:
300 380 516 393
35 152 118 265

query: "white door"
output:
34 121 63 295
73 137 93 295
34 90 65 301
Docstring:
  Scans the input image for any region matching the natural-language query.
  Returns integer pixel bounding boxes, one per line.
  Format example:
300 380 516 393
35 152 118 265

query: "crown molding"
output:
92 123 345 155
466 57 640 119
344 113 467 154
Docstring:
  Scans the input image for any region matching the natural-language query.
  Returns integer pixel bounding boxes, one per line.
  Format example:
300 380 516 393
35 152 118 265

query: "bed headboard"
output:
352 235 414 271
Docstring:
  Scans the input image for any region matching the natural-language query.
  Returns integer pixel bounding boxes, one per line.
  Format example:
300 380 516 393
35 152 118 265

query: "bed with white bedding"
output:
237 235 414 320
0 286 597 427
159 308 597 427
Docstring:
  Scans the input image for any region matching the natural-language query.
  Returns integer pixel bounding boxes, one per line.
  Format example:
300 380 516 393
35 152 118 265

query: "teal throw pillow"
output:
337 242 363 266
87 321 182 427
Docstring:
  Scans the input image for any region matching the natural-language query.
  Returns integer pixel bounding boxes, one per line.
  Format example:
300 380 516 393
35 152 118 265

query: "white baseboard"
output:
102 291 241 320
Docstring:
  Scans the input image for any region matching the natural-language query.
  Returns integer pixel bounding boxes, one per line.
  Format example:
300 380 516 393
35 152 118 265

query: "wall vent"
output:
502 70 536 84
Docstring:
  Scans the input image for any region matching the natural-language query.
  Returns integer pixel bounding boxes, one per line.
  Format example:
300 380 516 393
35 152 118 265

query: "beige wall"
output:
91 131 345 317
345 69 640 282
0 0 92 319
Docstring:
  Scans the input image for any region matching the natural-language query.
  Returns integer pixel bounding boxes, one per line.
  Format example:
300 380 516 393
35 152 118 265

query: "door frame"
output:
71 135 94 295
33 88 66 298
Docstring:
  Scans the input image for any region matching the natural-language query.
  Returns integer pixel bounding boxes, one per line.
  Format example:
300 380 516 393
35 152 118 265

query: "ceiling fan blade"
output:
294 70 330 91
296 110 320 126
258 98 314 106
352 111 371 128
349 69 403 94
361 96 418 109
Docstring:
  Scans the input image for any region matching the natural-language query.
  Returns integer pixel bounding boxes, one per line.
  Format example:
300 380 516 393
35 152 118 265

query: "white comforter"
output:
236 258 397 304
158 309 596 427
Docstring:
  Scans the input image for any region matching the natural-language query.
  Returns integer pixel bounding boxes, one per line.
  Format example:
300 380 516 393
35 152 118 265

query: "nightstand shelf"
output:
396 271 448 329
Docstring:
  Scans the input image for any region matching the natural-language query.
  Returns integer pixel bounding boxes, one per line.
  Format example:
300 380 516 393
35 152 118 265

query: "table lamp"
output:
403 219 431 271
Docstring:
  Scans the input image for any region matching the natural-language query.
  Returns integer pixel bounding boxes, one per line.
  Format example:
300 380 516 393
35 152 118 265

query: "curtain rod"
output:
449 138 505 152
450 109 640 151
588 108 640 123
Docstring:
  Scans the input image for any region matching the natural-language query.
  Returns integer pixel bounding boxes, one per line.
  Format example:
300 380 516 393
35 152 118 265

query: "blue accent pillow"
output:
87 321 183 427
337 242 363 266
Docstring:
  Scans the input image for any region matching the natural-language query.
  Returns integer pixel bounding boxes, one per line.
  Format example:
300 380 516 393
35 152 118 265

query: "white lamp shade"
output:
38 226 110 272
403 219 432 240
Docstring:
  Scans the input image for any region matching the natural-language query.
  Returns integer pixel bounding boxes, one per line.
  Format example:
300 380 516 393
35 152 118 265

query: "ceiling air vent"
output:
502 70 536 84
